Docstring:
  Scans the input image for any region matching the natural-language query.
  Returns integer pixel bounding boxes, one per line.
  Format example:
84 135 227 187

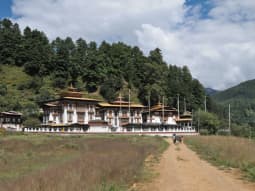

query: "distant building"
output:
0 111 23 131
23 85 197 136
176 111 193 129
122 102 196 135
24 86 105 133
97 95 144 131
143 102 177 125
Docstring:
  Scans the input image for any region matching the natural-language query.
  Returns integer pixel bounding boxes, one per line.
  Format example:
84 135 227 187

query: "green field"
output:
0 134 168 191
185 136 255 181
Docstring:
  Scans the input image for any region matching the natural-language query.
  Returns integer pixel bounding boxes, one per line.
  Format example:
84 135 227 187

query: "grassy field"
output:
185 136 255 181
0 134 168 191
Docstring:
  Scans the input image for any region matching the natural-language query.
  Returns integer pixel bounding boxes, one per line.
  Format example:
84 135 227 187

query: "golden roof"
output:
176 118 192 122
98 102 144 108
59 85 83 98
150 103 177 112
62 97 100 102
111 93 129 105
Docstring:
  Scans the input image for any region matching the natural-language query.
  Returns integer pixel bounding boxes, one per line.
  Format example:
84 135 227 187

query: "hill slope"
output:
205 88 219 96
213 79 255 102
212 79 255 124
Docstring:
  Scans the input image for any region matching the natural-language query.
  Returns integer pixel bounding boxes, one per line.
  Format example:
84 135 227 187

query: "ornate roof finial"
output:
68 83 76 91
117 92 123 101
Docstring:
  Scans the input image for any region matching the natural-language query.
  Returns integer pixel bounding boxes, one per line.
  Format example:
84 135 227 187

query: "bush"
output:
17 77 42 91
0 83 7 96
23 117 41 127
35 87 55 102
230 123 255 138
0 128 6 135
199 129 209 135
195 111 220 134
217 129 230 136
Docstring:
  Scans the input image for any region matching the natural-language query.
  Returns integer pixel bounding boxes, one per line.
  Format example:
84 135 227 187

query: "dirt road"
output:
139 139 255 191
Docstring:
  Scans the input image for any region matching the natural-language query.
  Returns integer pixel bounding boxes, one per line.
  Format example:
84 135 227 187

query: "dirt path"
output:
139 138 255 191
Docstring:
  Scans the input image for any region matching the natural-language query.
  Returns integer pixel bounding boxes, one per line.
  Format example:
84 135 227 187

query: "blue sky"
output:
185 0 214 18
0 0 12 18
1 0 255 90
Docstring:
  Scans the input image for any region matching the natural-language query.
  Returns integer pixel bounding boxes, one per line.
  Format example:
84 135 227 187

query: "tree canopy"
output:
0 18 206 113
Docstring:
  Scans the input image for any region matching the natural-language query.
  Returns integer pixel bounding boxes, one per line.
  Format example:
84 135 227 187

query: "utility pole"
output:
197 108 200 134
184 97 186 113
249 125 252 141
128 89 131 122
177 94 180 119
119 93 122 113
228 104 231 136
204 96 207 112
148 92 151 123
191 109 193 129
198 115 200 134
162 96 165 124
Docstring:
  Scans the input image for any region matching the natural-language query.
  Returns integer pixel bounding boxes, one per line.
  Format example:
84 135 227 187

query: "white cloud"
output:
12 0 185 41
11 0 255 90
135 1 255 90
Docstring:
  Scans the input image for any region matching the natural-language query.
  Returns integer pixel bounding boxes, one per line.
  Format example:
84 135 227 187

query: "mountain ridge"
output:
205 88 219 96
212 79 255 124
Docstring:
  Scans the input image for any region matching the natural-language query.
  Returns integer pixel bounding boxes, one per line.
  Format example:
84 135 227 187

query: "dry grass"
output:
0 134 168 191
185 136 255 181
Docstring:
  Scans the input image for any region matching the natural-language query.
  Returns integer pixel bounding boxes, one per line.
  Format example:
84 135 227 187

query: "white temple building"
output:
0 111 23 131
23 86 197 136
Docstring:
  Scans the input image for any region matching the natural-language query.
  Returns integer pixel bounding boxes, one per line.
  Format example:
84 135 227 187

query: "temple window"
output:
68 112 73 122
78 112 84 123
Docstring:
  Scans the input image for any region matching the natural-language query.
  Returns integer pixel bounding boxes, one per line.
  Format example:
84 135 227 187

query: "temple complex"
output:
23 86 196 135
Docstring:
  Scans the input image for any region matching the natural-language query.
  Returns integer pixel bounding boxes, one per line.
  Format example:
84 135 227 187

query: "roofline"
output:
98 104 144 108
0 112 22 116
40 97 102 105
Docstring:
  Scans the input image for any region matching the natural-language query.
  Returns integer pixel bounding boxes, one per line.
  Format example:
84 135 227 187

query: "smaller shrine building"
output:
0 111 23 131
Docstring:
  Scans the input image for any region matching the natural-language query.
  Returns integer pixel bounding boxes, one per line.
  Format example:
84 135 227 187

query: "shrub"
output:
23 117 40 128
199 129 209 135
35 88 55 102
0 84 7 96
217 129 230 136
0 128 6 135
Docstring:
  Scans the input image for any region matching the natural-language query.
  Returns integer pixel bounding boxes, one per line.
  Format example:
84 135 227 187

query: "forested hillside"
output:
205 88 219 96
0 18 206 123
213 79 255 125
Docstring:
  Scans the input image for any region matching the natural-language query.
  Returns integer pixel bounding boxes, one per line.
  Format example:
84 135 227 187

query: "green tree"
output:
0 19 22 65
195 110 220 134
82 41 103 92
100 75 123 101
51 37 72 88
23 28 52 76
